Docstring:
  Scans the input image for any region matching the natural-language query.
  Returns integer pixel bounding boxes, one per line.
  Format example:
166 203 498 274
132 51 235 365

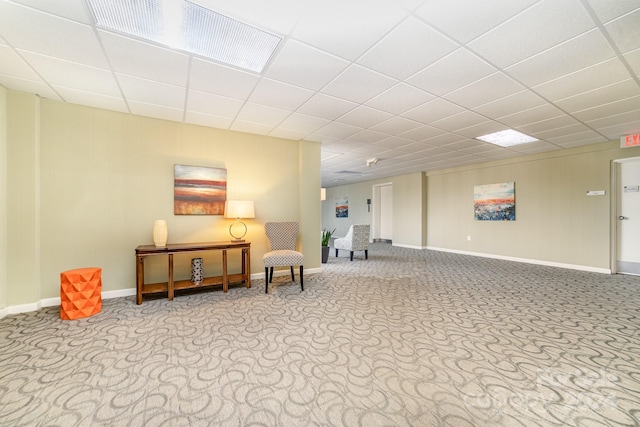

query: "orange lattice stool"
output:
60 267 102 320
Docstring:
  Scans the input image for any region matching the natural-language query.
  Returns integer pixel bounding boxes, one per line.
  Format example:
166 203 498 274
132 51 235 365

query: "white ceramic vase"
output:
153 220 168 247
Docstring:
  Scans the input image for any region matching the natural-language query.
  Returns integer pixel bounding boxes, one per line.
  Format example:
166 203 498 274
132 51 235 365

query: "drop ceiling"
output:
1 0 639 187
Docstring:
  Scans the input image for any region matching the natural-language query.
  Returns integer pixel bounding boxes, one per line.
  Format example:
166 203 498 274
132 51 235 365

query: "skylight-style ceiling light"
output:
87 0 282 73
475 129 539 147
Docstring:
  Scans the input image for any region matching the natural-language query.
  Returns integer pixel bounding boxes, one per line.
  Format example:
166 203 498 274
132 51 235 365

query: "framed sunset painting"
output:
474 182 515 221
174 165 227 215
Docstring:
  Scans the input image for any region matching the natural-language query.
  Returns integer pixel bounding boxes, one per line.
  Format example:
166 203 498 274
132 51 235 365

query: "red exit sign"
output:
621 134 640 148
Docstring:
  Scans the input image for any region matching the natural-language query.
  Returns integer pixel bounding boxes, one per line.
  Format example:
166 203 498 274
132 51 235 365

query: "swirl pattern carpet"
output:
1 243 639 426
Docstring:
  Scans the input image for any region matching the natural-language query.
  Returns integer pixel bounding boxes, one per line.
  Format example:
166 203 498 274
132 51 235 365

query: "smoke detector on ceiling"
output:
366 158 379 167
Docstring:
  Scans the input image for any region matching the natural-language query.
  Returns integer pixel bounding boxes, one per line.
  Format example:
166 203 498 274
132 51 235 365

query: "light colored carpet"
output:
1 243 639 426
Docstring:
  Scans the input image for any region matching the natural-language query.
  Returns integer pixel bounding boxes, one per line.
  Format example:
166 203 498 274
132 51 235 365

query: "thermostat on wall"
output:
586 190 605 196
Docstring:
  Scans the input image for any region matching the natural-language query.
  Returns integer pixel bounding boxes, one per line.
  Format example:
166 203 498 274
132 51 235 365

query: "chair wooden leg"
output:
350 251 354 261
365 249 368 259
269 267 274 283
300 266 304 291
335 249 338 257
264 267 269 293
290 266 295 281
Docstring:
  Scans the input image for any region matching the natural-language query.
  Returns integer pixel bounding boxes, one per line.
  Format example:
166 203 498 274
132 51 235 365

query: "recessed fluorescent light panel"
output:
88 0 282 73
476 129 538 147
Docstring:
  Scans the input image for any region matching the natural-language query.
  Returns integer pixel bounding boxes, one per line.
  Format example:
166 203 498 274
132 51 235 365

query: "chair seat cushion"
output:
263 250 304 267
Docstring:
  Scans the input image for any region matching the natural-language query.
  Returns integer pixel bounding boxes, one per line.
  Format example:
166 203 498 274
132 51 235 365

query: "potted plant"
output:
321 228 335 263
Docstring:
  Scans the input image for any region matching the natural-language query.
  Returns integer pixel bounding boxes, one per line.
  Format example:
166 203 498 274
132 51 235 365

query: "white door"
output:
379 185 393 241
617 158 640 275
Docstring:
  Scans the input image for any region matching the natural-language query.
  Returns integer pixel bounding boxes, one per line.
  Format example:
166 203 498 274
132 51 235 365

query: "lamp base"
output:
230 238 245 243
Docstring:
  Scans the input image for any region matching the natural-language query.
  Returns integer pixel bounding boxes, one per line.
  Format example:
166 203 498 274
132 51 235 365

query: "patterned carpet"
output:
1 243 639 426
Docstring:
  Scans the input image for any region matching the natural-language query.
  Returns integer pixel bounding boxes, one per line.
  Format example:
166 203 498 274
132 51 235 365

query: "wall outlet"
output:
467 235 471 241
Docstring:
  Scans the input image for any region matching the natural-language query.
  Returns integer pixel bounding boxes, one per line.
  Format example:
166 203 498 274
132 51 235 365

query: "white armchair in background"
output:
334 224 370 261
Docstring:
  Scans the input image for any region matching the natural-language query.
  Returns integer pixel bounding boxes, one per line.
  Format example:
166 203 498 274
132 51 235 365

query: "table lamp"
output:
224 200 255 242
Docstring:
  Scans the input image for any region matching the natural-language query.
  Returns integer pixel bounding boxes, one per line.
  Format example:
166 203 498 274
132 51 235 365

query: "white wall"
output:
4 91 321 309
0 88 7 311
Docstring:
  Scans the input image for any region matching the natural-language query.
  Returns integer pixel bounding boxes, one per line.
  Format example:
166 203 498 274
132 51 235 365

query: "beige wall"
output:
426 142 640 270
324 141 640 271
0 88 7 310
4 90 321 308
322 172 425 248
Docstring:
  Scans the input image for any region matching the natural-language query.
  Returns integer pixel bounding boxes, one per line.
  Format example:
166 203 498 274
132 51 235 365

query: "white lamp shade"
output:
224 200 255 219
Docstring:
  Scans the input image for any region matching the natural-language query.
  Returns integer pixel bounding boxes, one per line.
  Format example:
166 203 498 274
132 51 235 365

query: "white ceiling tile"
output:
422 133 468 146
0 45 41 80
468 0 595 68
546 130 604 146
0 1 108 68
248 78 314 111
277 113 330 133
11 0 91 23
358 16 458 80
534 123 592 140
585 0 640 23
99 31 190 86
625 49 640 76
443 73 524 109
335 105 393 128
498 104 565 128
475 90 546 119
509 140 562 154
518 115 580 135
555 79 640 113
0 74 61 100
265 40 350 91
415 0 539 44
190 58 260 99
52 87 128 113
322 64 397 104
604 8 640 54
431 111 488 132
230 120 274 135
128 101 184 122
186 89 244 117
397 125 447 142
19 51 120 97
117 74 186 108
402 98 465 124
200 0 301 34
505 29 616 87
348 130 391 144
372 136 417 150
589 115 640 139
573 96 640 122
366 83 434 115
532 58 631 101
185 111 234 129
235 102 290 127
269 127 312 140
291 1 406 61
369 116 422 135
312 122 363 140
454 121 506 139
297 93 358 121
407 49 496 96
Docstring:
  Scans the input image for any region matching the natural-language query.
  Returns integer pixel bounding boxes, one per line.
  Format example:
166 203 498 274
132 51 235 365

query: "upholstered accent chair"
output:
263 222 304 293
334 224 370 261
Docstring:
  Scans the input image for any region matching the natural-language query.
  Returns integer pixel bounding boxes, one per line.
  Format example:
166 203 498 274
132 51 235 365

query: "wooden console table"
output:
135 241 251 305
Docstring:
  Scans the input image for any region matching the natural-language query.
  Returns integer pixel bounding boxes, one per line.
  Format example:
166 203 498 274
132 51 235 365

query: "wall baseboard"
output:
426 246 611 274
0 268 324 318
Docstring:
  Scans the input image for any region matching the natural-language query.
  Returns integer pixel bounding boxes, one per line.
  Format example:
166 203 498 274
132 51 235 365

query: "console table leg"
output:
244 248 251 288
136 256 144 305
168 254 174 301
222 249 228 292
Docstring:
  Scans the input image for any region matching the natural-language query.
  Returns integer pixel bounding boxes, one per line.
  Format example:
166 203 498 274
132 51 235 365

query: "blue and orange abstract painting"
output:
474 182 515 221
174 165 227 215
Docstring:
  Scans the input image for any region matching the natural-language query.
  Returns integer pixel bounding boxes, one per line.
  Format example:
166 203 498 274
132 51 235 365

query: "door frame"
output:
610 156 640 274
